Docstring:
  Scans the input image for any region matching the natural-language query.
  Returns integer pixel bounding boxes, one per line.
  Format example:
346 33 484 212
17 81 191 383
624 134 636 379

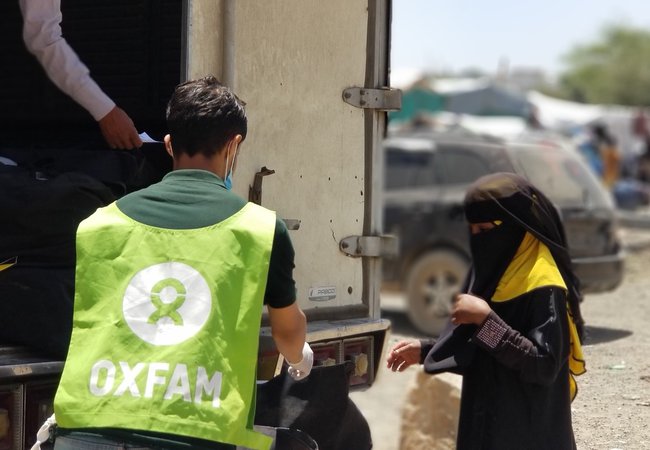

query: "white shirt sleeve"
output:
19 0 115 121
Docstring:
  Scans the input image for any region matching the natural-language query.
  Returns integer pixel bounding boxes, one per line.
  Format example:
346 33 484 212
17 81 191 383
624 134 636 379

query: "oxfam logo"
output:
123 262 211 346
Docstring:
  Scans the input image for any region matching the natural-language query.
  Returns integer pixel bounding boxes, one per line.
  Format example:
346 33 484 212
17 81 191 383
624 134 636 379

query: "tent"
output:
388 88 444 123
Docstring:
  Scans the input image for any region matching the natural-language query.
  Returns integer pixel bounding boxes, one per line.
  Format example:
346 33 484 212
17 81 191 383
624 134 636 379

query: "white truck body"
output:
185 0 395 382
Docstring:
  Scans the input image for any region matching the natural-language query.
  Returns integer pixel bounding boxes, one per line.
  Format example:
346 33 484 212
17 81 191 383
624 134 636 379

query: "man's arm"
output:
267 302 306 364
267 301 314 380
19 0 142 149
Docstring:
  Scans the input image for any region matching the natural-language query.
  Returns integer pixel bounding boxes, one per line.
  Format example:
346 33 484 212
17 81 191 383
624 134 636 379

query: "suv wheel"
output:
404 249 469 336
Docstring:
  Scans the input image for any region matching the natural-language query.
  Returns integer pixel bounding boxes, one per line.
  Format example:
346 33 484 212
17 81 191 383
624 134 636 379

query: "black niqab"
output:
466 219 525 301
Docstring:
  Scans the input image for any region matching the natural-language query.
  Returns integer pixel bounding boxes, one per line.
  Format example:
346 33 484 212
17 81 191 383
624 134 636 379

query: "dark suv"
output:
382 130 624 335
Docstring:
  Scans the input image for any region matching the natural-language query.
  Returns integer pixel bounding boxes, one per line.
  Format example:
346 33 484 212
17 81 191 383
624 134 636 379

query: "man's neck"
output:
172 153 224 178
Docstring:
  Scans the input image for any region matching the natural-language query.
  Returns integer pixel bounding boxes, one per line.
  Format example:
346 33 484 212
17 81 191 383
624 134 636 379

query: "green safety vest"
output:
54 201 276 450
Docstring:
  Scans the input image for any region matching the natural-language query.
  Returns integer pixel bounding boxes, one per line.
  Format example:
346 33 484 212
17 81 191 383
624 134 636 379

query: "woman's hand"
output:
451 293 491 326
386 340 421 372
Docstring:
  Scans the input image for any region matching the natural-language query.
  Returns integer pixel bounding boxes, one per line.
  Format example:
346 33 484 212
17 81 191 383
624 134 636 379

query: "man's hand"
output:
99 106 143 150
386 339 421 372
451 293 491 326
287 342 314 381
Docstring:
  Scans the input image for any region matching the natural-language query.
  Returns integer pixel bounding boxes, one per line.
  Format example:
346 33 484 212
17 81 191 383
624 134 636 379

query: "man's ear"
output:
164 135 174 158
224 134 243 159
228 134 243 152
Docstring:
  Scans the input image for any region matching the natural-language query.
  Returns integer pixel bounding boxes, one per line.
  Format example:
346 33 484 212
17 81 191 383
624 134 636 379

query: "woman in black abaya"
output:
386 172 586 450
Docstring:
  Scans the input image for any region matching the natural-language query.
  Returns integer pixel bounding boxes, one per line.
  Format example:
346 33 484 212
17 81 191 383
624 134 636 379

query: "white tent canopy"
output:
527 91 642 156
527 91 604 130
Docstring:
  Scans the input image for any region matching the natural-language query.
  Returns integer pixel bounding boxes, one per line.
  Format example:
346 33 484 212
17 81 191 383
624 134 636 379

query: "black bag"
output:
0 143 169 198
255 362 372 450
423 321 477 375
0 162 116 358
0 145 169 358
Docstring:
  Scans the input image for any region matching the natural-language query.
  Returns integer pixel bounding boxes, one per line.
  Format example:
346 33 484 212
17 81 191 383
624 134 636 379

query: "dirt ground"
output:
571 229 650 449
351 227 650 450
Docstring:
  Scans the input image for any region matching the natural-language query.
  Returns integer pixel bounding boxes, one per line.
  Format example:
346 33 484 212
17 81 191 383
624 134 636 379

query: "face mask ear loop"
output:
228 147 237 177
223 148 232 182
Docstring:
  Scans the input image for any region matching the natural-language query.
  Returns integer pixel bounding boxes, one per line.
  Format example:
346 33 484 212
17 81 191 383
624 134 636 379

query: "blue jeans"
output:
54 433 152 449
53 428 314 449
53 431 239 449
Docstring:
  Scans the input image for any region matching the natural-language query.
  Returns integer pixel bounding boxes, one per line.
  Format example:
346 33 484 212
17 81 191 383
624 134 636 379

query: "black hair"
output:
166 76 247 157
591 122 615 146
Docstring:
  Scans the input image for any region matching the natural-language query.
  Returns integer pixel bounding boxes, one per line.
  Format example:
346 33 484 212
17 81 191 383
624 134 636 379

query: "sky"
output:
391 0 650 81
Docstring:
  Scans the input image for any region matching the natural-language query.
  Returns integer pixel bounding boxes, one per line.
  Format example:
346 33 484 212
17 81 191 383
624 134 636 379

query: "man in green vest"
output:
50 76 313 450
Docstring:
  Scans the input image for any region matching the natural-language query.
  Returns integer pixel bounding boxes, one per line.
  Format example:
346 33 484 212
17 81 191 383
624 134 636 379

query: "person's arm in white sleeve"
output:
267 302 313 380
19 0 142 149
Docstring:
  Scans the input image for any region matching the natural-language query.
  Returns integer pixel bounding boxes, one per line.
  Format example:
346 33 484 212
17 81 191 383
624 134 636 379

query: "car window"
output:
436 147 493 185
510 145 612 209
385 147 437 189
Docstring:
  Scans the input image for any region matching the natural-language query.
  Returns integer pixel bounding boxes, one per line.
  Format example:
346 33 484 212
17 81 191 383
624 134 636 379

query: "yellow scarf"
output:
0 256 17 272
492 232 586 401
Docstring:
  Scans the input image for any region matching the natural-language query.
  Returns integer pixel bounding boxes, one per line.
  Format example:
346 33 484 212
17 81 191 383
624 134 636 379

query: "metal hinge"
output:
339 235 398 258
342 87 402 111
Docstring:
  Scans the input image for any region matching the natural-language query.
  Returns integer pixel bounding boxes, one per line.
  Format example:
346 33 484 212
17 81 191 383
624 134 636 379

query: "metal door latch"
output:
339 235 398 258
248 166 275 205
248 167 301 230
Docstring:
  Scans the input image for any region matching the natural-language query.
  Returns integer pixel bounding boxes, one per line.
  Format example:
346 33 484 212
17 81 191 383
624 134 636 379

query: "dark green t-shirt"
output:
116 169 296 308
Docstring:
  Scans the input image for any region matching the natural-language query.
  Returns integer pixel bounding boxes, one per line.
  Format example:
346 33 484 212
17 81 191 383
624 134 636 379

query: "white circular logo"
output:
123 262 211 346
